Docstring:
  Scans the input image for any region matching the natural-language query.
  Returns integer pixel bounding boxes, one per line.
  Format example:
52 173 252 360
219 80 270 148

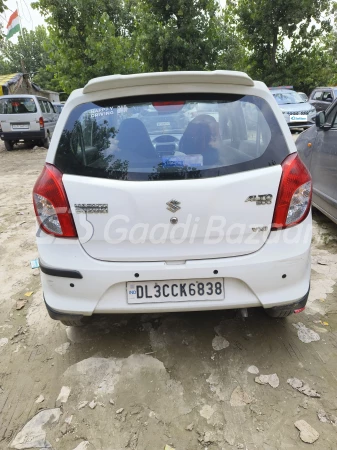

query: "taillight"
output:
33 164 77 237
39 117 44 128
272 153 312 230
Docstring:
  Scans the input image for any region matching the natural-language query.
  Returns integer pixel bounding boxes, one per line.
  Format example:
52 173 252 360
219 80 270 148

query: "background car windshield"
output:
273 91 304 105
55 94 288 181
0 97 37 114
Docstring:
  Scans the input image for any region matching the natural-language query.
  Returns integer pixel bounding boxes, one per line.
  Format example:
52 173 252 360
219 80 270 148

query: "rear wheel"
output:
4 140 14 151
42 135 50 149
265 308 293 318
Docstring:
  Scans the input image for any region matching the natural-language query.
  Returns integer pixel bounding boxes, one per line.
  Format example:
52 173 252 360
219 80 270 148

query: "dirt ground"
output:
1 141 337 450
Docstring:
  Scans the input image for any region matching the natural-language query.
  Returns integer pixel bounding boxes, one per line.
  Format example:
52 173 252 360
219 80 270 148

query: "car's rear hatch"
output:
53 90 290 262
63 167 281 261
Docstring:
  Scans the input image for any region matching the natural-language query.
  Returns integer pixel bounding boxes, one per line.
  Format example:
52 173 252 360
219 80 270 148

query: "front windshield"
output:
272 91 305 105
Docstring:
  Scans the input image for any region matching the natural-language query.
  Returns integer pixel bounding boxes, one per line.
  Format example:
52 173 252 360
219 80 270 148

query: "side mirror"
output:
326 97 333 103
316 111 326 128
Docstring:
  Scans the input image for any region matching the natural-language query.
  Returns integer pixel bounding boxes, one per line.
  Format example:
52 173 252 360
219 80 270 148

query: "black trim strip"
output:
39 260 83 279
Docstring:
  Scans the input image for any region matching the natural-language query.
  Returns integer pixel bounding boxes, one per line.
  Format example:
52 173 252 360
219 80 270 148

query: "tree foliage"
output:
228 0 336 90
0 26 62 91
32 0 139 92
0 0 333 95
134 0 235 72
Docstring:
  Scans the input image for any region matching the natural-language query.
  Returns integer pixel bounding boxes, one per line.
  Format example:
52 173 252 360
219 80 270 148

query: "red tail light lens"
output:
39 117 44 128
33 164 77 237
272 153 312 230
152 101 185 113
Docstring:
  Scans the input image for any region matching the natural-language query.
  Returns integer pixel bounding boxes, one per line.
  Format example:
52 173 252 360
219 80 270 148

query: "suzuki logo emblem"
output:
166 199 181 213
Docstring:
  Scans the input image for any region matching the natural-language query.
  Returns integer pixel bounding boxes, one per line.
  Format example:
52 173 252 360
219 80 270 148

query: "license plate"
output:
127 278 224 304
289 115 307 122
12 124 29 129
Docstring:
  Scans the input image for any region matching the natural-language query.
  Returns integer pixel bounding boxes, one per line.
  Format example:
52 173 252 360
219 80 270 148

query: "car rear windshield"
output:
54 93 289 181
0 97 37 114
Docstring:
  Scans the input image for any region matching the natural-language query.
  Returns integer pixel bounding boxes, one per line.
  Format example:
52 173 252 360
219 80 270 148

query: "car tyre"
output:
265 308 293 318
42 135 50 149
4 140 14 151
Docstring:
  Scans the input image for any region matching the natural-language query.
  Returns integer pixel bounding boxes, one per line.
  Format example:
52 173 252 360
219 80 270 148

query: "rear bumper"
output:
0 130 45 141
37 213 312 316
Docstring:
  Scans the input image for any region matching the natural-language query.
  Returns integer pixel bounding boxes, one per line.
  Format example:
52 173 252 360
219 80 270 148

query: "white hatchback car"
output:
33 71 312 326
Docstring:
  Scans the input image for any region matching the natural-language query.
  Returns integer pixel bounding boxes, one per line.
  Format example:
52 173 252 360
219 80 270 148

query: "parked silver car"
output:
0 94 59 150
271 89 316 130
296 99 337 224
297 92 308 102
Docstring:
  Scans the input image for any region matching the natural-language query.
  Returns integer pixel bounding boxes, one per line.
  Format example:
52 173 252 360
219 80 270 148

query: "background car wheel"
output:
42 135 50 149
60 317 90 327
4 140 14 151
265 308 293 318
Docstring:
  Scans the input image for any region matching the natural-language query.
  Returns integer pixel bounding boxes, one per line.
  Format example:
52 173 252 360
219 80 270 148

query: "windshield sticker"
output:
88 105 128 118
162 155 203 168
89 107 115 118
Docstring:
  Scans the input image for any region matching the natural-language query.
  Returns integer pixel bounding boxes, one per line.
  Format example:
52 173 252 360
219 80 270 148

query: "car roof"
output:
270 89 297 94
0 94 49 101
83 70 255 94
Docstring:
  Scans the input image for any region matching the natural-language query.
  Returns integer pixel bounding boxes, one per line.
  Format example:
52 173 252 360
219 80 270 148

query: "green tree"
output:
228 0 335 85
32 0 139 93
0 26 62 91
134 0 230 71
1 26 50 74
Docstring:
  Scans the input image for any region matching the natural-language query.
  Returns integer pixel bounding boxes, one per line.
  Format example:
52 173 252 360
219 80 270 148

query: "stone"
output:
294 420 319 443
56 386 71 406
212 335 230 351
247 365 259 374
10 408 61 449
287 378 320 398
293 323 320 343
255 373 279 388
230 386 253 406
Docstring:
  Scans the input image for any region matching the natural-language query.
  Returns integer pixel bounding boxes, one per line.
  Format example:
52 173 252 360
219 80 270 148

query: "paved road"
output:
0 143 337 450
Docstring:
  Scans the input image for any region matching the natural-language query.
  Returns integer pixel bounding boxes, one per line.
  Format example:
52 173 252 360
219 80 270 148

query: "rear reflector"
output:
33 164 77 237
272 153 312 230
294 307 305 314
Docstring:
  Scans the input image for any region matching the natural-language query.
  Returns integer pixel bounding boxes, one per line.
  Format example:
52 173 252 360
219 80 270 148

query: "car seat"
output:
179 114 219 165
117 118 159 164
17 103 29 113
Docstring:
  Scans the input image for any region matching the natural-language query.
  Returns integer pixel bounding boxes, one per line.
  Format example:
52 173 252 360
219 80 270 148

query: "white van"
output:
0 94 59 150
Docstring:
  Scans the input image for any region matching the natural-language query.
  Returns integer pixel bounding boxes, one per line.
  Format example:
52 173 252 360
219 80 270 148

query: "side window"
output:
241 102 271 149
43 101 50 113
331 110 337 128
313 91 323 100
38 100 46 113
322 91 333 101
